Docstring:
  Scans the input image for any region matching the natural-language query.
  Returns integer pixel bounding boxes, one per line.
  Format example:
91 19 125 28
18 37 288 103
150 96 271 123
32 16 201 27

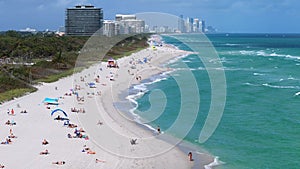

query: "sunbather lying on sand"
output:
54 115 69 121
39 149 49 155
5 120 16 126
1 138 12 144
87 150 96 154
52 161 65 165
20 110 27 113
71 108 78 112
81 145 96 154
68 123 77 128
95 159 106 163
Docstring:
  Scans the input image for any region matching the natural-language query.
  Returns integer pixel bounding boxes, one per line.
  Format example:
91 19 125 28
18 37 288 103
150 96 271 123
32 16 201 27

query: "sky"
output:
1 0 300 33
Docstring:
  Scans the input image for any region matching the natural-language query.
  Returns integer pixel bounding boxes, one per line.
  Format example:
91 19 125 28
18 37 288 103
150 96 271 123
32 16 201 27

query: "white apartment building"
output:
115 14 145 34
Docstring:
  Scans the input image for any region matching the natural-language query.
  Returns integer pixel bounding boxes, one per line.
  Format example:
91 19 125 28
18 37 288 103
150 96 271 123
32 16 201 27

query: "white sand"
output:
0 43 214 168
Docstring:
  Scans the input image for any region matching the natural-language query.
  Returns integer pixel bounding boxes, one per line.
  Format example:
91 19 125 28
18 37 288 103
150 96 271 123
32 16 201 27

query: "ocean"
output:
128 33 300 169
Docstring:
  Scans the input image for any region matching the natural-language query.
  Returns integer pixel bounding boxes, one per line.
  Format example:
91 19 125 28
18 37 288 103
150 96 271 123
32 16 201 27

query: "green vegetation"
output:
0 31 150 103
35 67 84 83
0 88 37 103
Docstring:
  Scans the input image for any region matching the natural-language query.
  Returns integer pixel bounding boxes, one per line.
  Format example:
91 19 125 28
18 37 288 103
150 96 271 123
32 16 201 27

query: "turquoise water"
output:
134 34 300 169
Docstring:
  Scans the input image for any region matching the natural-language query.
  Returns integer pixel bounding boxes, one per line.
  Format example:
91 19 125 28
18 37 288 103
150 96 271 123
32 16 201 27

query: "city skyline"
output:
1 0 300 33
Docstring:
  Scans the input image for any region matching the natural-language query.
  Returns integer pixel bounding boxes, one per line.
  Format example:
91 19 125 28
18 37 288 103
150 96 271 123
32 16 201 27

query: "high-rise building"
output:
115 14 145 34
178 15 186 33
65 5 103 36
186 17 194 33
103 20 116 37
201 20 206 33
115 14 136 21
193 18 200 32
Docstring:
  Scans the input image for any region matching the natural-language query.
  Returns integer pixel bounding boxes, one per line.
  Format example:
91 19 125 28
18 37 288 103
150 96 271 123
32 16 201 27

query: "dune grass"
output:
35 67 84 83
0 88 37 103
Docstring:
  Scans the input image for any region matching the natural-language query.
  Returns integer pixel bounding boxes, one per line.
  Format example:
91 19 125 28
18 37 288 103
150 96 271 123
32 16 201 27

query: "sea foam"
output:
204 156 225 169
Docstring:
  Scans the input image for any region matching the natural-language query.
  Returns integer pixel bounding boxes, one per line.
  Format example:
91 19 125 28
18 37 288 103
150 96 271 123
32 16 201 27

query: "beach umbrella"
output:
89 82 96 86
51 108 68 117
88 82 96 88
43 98 59 105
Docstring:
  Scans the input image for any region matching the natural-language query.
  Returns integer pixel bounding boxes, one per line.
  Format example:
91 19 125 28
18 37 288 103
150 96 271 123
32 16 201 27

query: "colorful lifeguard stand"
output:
107 58 119 68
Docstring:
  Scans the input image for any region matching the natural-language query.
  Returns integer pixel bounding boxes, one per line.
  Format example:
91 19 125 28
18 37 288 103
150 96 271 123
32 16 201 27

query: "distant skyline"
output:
1 0 300 33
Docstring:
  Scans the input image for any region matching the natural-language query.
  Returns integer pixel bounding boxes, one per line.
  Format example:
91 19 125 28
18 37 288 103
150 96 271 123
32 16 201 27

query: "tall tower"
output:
193 18 200 32
201 20 206 33
65 5 103 36
178 15 186 33
186 17 194 33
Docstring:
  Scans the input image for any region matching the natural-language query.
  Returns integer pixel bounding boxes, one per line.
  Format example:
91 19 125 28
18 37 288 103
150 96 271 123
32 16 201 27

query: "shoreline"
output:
117 58 219 169
0 35 216 169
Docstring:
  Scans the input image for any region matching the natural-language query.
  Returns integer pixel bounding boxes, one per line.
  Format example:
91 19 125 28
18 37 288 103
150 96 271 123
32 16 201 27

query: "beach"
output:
0 35 214 169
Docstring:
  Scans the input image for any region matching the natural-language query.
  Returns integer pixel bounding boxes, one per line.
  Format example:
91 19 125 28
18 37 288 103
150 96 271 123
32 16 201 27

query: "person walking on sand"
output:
188 152 193 161
157 126 161 134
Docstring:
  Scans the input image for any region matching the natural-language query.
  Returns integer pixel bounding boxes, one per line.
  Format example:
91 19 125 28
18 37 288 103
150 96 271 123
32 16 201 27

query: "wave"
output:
133 83 147 92
244 82 300 90
262 83 300 89
165 54 191 65
253 72 265 76
171 67 231 71
288 76 295 80
182 60 192 63
146 76 168 86
223 50 300 61
285 54 300 60
196 66 247 71
224 43 240 46
204 156 225 169
243 82 261 87
208 57 228 64
294 92 300 96
125 73 169 133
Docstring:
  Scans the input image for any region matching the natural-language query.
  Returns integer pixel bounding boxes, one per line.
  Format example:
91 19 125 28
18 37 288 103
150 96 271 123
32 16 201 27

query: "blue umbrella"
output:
51 108 68 117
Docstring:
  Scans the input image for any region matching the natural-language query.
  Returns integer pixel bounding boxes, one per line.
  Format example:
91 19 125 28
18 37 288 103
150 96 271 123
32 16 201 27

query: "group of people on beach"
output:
0 61 138 168
5 120 16 126
6 109 14 116
39 139 49 155
82 145 96 154
48 72 105 165
71 107 85 113
0 109 19 167
1 38 199 168
1 114 17 145
39 139 66 165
